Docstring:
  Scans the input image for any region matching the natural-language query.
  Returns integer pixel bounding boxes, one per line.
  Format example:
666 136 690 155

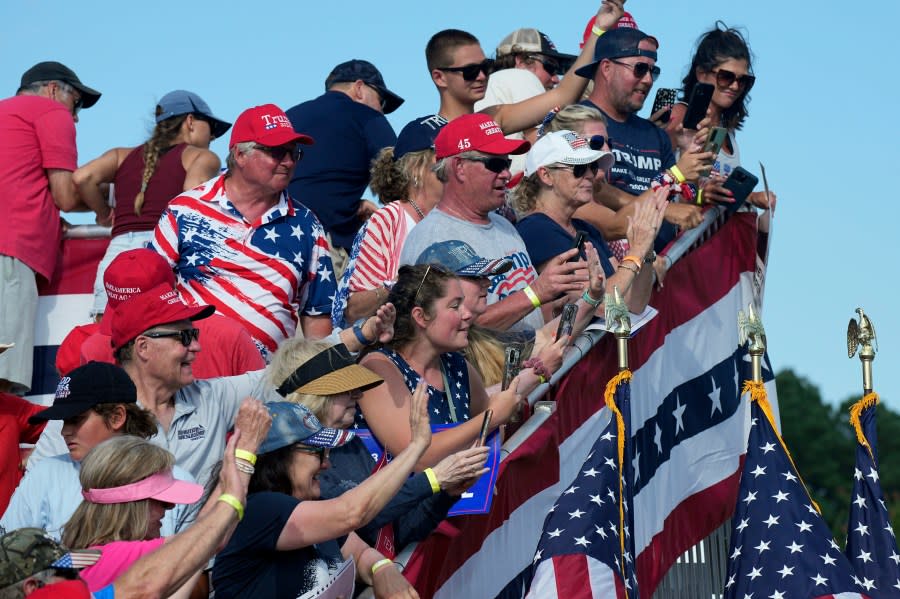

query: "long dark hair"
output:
681 22 753 131
385 264 457 350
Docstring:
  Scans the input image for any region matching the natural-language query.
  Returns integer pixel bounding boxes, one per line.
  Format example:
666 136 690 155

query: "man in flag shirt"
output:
724 382 868 599
845 394 900 596
152 104 336 356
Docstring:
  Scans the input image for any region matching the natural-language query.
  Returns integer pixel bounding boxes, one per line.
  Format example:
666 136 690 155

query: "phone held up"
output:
651 88 678 124
720 167 759 215
477 409 493 447
556 303 578 340
682 83 714 130
502 345 523 423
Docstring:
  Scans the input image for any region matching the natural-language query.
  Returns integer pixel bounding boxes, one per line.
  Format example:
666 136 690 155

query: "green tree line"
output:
776 368 900 543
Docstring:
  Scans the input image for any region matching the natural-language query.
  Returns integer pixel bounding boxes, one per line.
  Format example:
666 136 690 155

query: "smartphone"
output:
569 230 587 262
651 88 678 124
721 167 759 215
556 303 578 339
501 346 523 391
701 127 728 176
682 83 714 130
477 409 493 446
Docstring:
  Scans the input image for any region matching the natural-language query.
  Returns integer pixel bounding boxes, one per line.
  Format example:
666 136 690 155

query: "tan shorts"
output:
0 255 38 393
325 233 351 283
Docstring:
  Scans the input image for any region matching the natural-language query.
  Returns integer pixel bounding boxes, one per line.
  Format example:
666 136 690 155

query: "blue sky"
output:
3 1 898 407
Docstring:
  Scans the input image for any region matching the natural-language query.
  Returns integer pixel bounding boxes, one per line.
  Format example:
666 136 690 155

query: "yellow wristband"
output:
696 189 704 206
669 166 686 184
371 558 394 576
591 25 605 37
523 285 542 309
217 493 244 521
234 449 257 465
423 468 441 494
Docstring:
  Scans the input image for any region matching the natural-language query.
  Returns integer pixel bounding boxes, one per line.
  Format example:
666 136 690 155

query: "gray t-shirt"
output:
399 208 544 331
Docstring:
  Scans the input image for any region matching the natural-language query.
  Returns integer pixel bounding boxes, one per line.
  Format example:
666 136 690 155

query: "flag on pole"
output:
724 381 868 598
845 393 900 597
527 371 638 599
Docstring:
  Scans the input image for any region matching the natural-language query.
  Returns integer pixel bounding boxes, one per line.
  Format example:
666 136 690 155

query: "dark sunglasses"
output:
713 68 756 92
364 83 387 111
549 161 602 179
254 144 303 162
53 568 81 580
461 155 512 174
143 328 201 347
439 59 494 81
293 445 330 464
526 54 561 77
588 135 613 150
608 59 661 82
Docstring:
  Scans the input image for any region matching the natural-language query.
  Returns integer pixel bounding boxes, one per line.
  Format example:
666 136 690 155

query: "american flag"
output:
527 371 638 598
845 393 900 597
724 381 869 598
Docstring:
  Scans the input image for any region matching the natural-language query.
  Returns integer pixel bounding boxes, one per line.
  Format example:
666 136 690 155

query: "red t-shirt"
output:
0 393 46 514
0 95 77 281
80 313 265 378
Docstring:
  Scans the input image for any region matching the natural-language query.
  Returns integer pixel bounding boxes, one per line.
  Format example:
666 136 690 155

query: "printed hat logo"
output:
562 131 588 150
55 376 71 400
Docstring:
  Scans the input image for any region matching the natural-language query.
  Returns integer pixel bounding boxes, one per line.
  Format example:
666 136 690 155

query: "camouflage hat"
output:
0 528 100 587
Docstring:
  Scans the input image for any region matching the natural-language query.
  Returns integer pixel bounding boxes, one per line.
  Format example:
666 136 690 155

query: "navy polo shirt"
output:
286 91 397 250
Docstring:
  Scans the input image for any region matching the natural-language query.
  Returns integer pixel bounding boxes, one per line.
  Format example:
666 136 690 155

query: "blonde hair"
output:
369 147 435 204
133 113 188 216
62 436 174 549
266 337 335 420
463 326 534 388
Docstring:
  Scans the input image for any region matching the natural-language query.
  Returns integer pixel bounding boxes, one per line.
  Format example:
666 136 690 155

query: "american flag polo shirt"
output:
151 174 336 353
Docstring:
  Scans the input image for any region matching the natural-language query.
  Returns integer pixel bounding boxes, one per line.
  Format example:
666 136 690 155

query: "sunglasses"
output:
143 328 201 347
254 144 303 162
548 160 602 179
293 445 330 464
461 155 512 174
712 68 756 92
364 83 387 111
52 568 81 581
587 135 613 151
608 59 661 82
439 59 494 81
526 54 561 77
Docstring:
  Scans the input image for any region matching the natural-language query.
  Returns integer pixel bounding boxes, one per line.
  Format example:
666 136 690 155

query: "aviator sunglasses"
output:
608 59 661 82
548 161 602 179
143 328 201 347
461 155 512 174
439 59 495 81
712 68 756 92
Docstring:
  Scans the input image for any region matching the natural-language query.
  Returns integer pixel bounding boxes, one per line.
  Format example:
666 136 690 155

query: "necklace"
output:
408 198 426 221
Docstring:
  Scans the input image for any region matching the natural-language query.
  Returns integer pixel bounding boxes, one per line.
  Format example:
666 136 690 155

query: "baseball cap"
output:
0 528 100 587
496 29 576 69
434 113 530 159
18 61 101 109
108 283 215 350
155 90 232 139
55 324 98 376
29 579 92 599
575 27 660 79
100 249 176 335
416 240 513 278
229 104 314 149
259 401 356 455
394 114 447 161
325 59 405 115
580 12 640 49
276 343 383 397
29 362 137 424
82 468 203 505
525 130 614 176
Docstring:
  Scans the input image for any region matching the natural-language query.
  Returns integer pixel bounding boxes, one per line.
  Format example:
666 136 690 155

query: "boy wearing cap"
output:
286 60 403 276
151 103 336 354
0 528 99 598
0 62 105 394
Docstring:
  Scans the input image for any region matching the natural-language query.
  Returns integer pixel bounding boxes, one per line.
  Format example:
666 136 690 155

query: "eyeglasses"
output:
438 59 494 81
548 160 602 179
58 83 83 116
293 445 330 464
608 59 661 82
364 83 387 111
526 54 561 77
460 155 512 174
142 328 201 347
712 68 756 92
253 144 303 163
587 135 613 151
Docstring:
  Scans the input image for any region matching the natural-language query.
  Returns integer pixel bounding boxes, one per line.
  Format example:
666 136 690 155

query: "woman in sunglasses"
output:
512 129 666 313
664 24 774 209
74 91 231 319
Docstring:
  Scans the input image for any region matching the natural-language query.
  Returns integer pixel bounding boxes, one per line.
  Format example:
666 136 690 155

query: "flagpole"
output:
847 308 878 395
605 286 631 372
738 304 766 383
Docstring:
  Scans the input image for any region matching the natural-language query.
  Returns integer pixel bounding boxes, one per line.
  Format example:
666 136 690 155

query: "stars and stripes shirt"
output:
151 174 336 353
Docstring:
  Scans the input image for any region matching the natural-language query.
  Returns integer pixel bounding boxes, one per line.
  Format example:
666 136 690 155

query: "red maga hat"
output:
109 284 215 350
229 104 314 148
434 113 530 159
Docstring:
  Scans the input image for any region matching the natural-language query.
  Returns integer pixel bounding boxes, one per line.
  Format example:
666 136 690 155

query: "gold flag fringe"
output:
849 392 879 463
604 369 632 597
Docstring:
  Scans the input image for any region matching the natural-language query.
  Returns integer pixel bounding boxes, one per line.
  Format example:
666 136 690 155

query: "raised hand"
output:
408 381 433 450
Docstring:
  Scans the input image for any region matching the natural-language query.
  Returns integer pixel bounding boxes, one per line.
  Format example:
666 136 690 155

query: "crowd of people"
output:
0 0 776 596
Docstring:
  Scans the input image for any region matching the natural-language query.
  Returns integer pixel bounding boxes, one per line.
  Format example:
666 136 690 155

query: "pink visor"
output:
82 470 203 505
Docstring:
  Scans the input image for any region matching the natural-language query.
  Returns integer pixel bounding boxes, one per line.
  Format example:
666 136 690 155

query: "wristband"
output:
621 255 642 270
523 285 542 309
522 357 551 381
217 493 244 521
352 320 375 346
582 289 602 308
423 468 441 494
591 25 605 37
669 165 686 184
618 262 639 274
371 558 394 576
234 449 257 465
696 189 704 206
235 461 255 475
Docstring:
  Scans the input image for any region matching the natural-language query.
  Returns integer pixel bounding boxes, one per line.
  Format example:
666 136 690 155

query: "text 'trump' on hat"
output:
229 104 315 149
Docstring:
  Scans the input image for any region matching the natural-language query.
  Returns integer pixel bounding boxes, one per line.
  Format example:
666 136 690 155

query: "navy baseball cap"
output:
29 362 137 424
155 90 232 139
575 28 659 79
393 114 447 161
416 240 513 278
19 61 101 109
259 402 355 455
325 59 404 114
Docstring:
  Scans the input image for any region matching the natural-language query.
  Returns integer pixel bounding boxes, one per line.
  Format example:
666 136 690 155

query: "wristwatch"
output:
643 250 657 264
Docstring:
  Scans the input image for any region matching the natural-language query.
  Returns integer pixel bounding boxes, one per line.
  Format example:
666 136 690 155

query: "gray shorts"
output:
0 255 38 393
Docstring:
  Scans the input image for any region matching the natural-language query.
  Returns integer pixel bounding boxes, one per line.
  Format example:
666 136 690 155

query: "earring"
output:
413 176 420 188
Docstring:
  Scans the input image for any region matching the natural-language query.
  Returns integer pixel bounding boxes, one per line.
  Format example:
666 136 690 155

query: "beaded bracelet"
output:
235 461 255 475
582 289 602 308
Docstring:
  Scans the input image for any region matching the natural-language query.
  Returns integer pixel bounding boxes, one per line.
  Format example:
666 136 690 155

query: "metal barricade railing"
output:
63 224 112 239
